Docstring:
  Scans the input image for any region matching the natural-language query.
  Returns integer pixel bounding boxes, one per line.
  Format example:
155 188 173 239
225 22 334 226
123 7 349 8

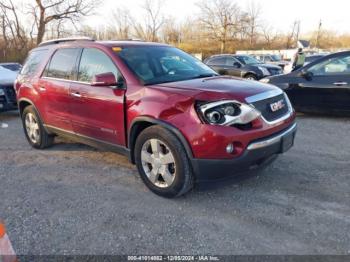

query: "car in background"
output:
0 66 18 112
0 63 22 73
253 54 289 70
261 51 350 116
204 54 283 81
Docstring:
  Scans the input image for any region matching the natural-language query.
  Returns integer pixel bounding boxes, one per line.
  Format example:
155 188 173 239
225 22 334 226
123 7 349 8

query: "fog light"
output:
226 143 235 154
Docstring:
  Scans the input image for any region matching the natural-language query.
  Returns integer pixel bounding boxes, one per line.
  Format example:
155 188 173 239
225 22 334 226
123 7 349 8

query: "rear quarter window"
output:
46 48 80 80
21 49 48 76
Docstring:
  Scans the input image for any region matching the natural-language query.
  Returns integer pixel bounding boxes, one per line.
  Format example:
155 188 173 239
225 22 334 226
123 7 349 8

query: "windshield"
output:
0 64 21 72
235 55 262 65
271 55 281 62
115 46 217 85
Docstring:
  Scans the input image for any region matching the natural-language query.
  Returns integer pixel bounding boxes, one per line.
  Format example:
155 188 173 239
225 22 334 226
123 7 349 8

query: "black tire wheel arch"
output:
244 73 258 80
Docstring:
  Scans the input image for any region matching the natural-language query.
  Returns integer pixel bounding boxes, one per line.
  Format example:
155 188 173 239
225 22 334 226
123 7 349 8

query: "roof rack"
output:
38 37 95 47
107 38 144 42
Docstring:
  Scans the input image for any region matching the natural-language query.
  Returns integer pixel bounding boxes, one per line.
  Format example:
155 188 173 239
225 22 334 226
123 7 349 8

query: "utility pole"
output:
296 21 301 42
315 20 322 49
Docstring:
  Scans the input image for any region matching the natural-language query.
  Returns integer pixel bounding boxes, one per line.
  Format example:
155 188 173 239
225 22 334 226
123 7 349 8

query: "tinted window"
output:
1 64 22 72
46 48 80 80
309 55 350 76
235 55 261 65
207 57 226 66
226 57 240 66
78 48 121 83
21 50 48 76
116 47 216 85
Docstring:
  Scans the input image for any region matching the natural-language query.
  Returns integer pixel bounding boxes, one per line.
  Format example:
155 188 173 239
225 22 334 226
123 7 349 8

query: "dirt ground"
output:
0 111 349 255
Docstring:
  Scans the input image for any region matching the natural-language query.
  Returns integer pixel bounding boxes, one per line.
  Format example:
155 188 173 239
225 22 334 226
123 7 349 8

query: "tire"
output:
244 74 258 81
22 105 54 149
134 126 194 198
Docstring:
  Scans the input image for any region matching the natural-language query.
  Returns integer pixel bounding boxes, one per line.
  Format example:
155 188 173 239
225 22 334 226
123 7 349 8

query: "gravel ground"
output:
0 111 349 255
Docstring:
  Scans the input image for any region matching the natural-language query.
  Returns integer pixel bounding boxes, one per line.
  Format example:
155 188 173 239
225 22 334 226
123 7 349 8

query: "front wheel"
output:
134 126 194 198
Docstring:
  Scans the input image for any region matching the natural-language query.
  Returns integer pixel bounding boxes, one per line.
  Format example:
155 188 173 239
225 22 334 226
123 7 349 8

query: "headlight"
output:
258 66 270 76
0 89 5 96
260 78 270 83
197 100 261 126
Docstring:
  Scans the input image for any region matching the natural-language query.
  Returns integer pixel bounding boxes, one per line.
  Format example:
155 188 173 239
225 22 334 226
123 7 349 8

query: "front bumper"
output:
0 96 17 112
0 86 18 112
192 122 297 182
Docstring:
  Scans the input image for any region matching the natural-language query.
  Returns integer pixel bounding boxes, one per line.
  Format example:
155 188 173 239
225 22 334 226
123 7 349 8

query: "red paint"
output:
16 41 296 161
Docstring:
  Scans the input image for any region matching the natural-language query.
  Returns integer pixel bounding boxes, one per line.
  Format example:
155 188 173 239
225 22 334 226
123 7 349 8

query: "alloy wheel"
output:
141 139 176 188
25 113 40 144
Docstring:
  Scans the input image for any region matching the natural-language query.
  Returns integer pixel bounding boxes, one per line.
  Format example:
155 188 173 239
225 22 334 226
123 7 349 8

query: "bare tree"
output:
162 18 181 44
110 7 133 40
0 0 29 61
30 0 98 45
261 24 279 49
133 0 165 41
246 1 262 47
197 0 242 53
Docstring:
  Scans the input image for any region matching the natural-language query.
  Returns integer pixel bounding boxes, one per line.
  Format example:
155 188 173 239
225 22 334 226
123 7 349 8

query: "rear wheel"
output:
135 126 194 198
22 106 54 149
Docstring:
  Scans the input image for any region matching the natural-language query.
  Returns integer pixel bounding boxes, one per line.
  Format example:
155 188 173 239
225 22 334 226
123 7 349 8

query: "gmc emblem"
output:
270 100 285 112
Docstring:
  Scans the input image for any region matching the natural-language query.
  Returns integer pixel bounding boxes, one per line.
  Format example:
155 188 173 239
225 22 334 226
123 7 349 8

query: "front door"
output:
69 48 126 146
287 54 350 114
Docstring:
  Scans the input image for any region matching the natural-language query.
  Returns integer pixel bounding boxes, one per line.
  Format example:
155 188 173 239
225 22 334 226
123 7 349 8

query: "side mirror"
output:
233 62 242 68
91 72 124 88
300 70 313 81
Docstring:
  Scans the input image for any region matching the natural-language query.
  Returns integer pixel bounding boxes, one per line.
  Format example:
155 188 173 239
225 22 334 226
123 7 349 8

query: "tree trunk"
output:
37 24 45 45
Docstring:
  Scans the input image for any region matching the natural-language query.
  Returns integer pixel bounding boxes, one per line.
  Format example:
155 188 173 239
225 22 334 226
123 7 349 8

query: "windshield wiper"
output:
191 73 218 79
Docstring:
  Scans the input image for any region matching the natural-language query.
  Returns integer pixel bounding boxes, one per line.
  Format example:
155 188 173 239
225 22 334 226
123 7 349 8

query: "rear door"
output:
69 48 126 145
40 48 81 131
289 54 350 114
206 57 230 75
225 57 244 77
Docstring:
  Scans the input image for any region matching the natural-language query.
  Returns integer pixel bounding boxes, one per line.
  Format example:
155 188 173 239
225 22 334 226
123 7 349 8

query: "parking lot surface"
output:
0 111 349 255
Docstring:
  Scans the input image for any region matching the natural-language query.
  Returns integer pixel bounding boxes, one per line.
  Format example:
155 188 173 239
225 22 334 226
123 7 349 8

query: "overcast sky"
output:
13 0 350 34
81 0 350 34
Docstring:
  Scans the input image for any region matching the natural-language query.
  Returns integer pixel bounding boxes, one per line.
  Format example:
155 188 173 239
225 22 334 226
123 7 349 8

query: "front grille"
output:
251 94 289 122
0 85 17 103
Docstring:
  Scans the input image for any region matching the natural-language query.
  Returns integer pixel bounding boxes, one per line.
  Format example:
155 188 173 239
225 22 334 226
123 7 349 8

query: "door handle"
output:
71 92 82 98
333 82 348 86
39 86 46 91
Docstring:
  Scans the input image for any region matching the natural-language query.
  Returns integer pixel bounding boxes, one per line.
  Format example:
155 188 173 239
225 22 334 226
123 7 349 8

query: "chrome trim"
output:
245 89 283 104
42 76 91 85
246 90 293 126
247 123 297 151
38 37 94 47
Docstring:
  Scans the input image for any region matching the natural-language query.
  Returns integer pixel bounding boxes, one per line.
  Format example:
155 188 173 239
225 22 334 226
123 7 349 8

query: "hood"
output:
0 67 17 85
156 76 279 102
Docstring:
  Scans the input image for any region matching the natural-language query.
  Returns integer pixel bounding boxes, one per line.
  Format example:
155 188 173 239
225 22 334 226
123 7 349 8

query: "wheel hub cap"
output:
25 113 40 144
141 139 176 188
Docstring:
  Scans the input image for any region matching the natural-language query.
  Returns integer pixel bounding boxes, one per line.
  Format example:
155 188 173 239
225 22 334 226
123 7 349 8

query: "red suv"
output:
16 38 297 198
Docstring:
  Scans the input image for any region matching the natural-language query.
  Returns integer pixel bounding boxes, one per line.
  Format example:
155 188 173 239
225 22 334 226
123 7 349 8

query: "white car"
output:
0 66 18 84
0 66 18 112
